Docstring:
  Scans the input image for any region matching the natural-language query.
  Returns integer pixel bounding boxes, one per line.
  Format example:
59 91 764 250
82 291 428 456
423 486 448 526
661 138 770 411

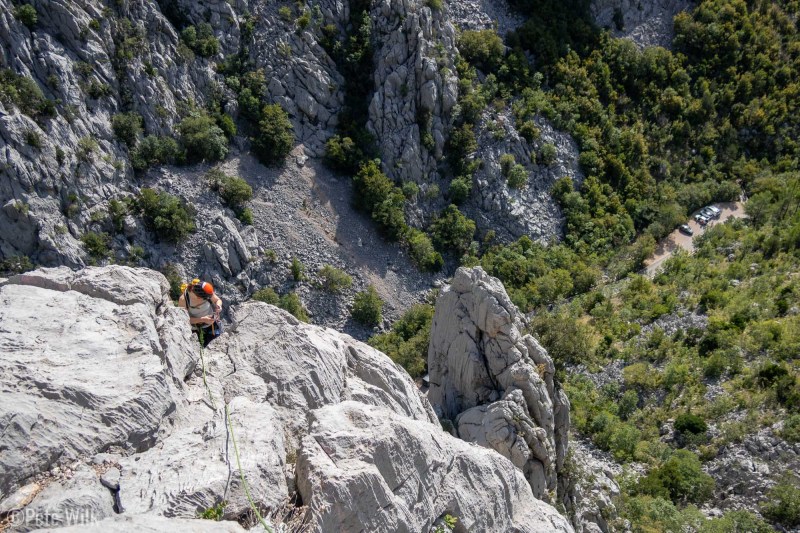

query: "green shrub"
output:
426 0 442 10
279 292 309 322
430 205 476 253
131 135 179 170
756 362 788 388
324 135 362 173
136 188 196 243
237 207 253 225
352 286 383 326
352 159 392 212
178 111 228 163
637 450 715 505
215 113 237 139
278 6 292 21
458 29 505 73
446 123 478 176
252 104 294 166
198 501 226 521
699 510 772 533
76 136 99 162
87 80 111 99
80 232 111 262
674 413 708 435
761 476 800 528
318 265 352 293
369 304 434 378
0 69 54 119
253 287 279 305
297 11 311 29
24 129 41 149
448 176 472 205
506 164 528 189
783 415 800 443
211 171 253 212
108 199 128 233
499 153 515 176
402 181 420 200
181 23 219 57
14 4 37 29
406 228 443 272
618 389 638 420
540 143 557 165
112 112 143 148
0 255 34 276
518 120 540 142
291 257 305 281
777 375 800 412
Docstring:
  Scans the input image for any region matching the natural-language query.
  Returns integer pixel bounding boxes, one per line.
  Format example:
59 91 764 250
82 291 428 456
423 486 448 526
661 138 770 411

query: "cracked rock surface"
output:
0 265 570 531
296 401 574 533
427 267 570 502
591 0 694 48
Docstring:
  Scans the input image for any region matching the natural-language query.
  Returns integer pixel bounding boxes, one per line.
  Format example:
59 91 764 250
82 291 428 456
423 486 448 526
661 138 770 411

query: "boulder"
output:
428 267 569 500
296 401 574 533
0 266 196 500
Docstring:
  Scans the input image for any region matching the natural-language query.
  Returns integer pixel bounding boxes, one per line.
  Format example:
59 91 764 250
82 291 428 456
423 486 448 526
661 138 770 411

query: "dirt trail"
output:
644 201 747 277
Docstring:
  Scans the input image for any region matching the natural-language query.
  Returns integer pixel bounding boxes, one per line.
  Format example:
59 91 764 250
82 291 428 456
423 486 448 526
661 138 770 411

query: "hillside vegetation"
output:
375 1 800 530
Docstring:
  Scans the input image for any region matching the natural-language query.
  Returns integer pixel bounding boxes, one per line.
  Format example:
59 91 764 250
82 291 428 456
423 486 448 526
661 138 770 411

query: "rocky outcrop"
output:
207 297 439 446
250 0 346 156
465 109 583 243
0 0 220 266
591 0 694 48
427 267 570 502
297 401 574 533
447 0 524 36
561 440 621 533
0 266 196 500
367 0 458 184
705 422 800 514
0 265 570 531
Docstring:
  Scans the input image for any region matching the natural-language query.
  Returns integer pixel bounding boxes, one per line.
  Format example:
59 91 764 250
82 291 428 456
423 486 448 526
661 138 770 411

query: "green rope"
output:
196 327 272 531
225 403 274 533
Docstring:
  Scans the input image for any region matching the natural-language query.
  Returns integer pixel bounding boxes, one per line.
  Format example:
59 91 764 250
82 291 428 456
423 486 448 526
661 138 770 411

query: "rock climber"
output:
178 278 223 347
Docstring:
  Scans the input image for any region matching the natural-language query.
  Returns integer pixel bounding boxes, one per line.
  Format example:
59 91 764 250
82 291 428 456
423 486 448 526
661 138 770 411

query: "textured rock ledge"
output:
0 266 572 532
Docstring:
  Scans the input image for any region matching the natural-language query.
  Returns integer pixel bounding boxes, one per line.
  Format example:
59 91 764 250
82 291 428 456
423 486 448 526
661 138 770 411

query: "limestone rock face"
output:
0 266 494 532
428 266 570 500
0 266 289 529
208 299 439 444
464 109 584 243
296 401 574 533
367 0 458 183
591 0 693 48
0 0 219 266
0 266 194 499
248 0 347 156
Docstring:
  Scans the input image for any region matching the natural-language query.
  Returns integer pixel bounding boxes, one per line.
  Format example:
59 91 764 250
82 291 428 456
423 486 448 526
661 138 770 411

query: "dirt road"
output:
644 201 747 277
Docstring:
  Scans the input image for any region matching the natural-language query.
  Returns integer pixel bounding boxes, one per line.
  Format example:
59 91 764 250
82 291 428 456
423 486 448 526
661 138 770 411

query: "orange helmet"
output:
191 280 214 297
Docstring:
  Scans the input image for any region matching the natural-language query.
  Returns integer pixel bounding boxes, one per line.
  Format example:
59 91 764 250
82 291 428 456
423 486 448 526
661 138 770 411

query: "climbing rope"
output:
226 402 274 533
196 330 273 533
